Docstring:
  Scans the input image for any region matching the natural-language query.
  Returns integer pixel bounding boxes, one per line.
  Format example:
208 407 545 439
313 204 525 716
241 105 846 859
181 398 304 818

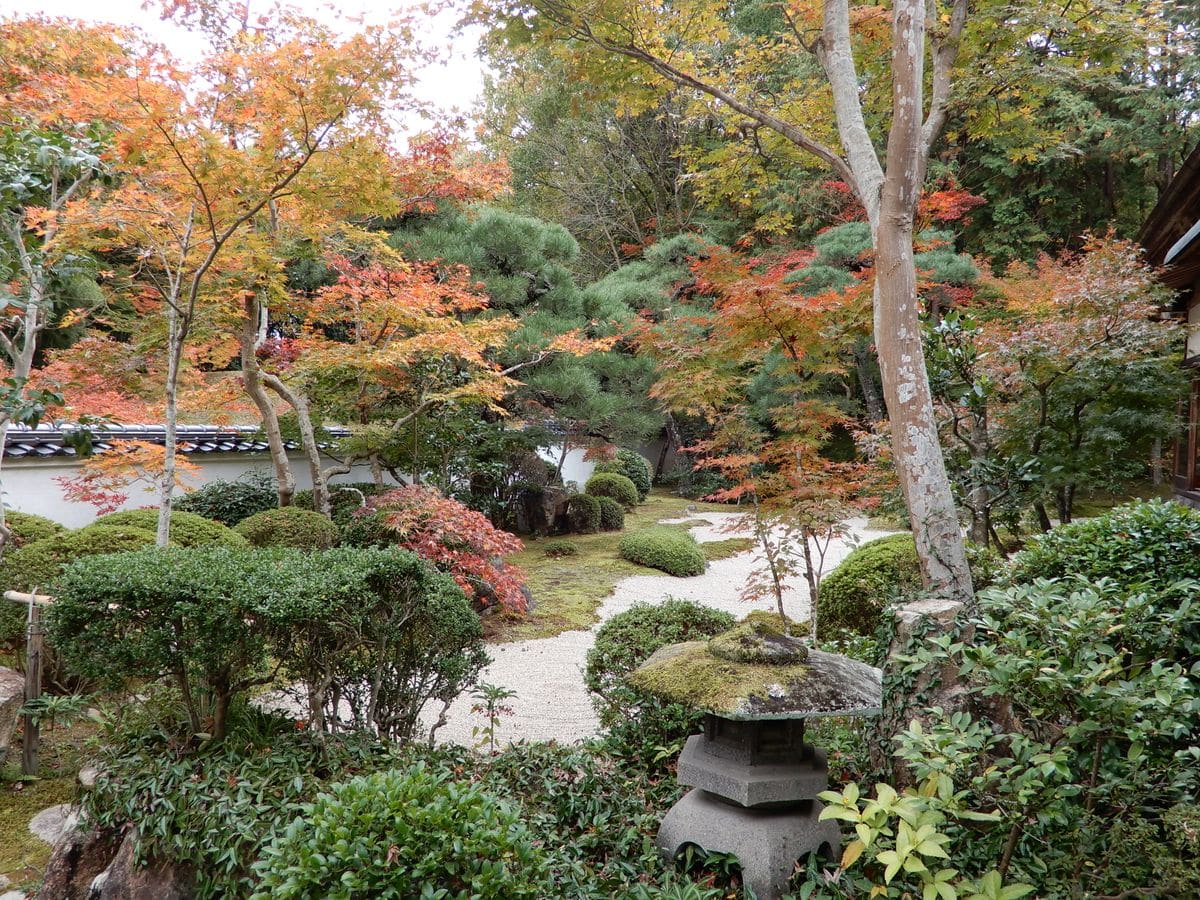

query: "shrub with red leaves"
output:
360 485 528 613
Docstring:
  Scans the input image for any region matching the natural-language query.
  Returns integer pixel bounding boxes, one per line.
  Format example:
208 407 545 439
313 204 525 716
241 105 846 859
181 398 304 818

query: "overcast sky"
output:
5 0 488 140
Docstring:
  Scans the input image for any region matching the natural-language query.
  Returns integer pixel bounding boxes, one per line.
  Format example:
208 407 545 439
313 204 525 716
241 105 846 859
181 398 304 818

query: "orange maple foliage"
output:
56 440 200 514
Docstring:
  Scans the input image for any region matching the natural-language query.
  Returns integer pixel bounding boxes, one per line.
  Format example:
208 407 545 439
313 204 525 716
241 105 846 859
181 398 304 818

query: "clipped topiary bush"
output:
174 471 278 526
97 509 247 548
234 507 340 550
586 600 735 765
542 539 578 558
818 533 1000 636
1 522 160 651
1010 499 1200 587
4 510 65 549
250 764 550 899
618 527 706 577
565 493 602 534
597 496 625 531
585 472 639 509
594 449 653 502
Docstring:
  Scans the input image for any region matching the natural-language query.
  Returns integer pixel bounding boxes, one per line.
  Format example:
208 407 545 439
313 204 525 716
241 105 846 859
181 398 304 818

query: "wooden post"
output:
22 602 42 776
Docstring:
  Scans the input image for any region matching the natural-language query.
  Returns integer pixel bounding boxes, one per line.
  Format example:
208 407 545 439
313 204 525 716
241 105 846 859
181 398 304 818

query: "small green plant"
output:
470 681 517 754
542 538 579 557
586 472 640 508
618 527 706 577
18 693 89 730
233 506 340 549
565 493 603 534
598 495 626 530
250 763 551 899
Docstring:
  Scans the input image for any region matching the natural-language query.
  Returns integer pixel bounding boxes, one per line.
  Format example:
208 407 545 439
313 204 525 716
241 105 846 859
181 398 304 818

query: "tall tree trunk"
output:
157 306 182 548
239 296 297 507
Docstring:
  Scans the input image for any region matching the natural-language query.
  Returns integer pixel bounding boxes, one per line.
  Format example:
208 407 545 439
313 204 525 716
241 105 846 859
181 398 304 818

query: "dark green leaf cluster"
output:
597 496 625 531
618 528 706 577
595 448 653 501
565 493 602 534
585 471 639 508
233 506 340 550
251 763 551 899
541 538 578 557
175 471 278 526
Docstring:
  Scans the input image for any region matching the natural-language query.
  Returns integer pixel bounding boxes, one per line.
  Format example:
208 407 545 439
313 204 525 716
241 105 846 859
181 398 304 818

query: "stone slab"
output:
658 788 841 900
676 735 829 807
29 804 77 845
0 667 24 767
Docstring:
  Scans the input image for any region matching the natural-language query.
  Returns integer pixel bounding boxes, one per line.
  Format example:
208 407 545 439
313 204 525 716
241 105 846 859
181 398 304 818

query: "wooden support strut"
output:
3 589 53 776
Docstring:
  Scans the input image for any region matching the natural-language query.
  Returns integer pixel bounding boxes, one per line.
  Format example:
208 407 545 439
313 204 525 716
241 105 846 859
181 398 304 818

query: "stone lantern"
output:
629 613 882 900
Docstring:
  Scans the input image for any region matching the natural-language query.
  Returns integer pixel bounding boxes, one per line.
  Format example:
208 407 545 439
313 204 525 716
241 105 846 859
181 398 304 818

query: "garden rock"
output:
37 824 121 900
0 666 23 767
29 804 77 844
98 831 196 900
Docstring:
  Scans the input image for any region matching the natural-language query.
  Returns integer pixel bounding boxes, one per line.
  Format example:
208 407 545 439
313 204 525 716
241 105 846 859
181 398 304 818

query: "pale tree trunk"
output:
238 295 297 506
157 302 183 547
261 374 331 516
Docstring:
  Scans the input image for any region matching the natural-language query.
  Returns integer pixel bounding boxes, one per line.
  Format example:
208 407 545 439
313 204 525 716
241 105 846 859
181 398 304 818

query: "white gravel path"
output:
432 512 895 748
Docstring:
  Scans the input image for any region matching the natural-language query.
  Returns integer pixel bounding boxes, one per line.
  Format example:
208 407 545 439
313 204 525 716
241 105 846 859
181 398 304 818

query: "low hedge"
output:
598 496 625 531
233 507 340 550
586 600 734 766
97 509 247 548
251 764 550 899
594 450 652 501
542 539 578 558
618 528 706 577
565 494 602 534
3 510 65 549
585 472 639 509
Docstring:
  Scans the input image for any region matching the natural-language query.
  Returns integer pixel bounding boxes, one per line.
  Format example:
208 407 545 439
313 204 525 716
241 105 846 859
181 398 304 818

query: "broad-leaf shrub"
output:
350 485 528 612
1009 498 1200 586
233 506 340 550
97 508 248 547
619 528 706 576
565 493 602 534
251 763 551 899
586 471 640 508
818 534 999 636
594 449 653 501
586 601 734 765
50 546 485 743
174 471 277 526
598 495 625 531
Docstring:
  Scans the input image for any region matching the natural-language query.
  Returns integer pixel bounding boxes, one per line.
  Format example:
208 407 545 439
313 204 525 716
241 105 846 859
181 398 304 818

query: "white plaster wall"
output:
2 452 397 528
536 445 596 491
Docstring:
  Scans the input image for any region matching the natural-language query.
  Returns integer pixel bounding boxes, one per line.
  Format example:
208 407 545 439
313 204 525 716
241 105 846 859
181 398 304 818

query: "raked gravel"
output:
431 512 895 748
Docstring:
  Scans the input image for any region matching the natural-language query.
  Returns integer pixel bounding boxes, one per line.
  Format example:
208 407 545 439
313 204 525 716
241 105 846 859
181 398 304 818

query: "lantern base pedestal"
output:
657 789 840 900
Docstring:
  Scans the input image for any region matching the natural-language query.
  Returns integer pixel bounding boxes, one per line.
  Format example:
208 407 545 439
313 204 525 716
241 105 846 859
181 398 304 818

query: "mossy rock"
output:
629 615 882 720
96 509 247 548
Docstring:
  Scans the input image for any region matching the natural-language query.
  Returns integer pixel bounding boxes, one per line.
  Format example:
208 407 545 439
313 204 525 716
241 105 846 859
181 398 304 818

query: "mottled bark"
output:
238 295 297 506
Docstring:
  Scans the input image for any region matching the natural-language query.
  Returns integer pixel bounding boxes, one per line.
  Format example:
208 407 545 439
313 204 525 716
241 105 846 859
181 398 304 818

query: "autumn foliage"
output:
358 485 528 613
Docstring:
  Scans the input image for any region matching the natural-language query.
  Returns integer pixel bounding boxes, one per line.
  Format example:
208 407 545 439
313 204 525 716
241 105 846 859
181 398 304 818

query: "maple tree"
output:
56 440 200 515
356 485 529 613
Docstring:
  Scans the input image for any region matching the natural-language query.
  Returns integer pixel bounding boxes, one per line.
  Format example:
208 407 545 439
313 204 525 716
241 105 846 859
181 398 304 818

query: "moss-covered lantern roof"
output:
628 612 883 720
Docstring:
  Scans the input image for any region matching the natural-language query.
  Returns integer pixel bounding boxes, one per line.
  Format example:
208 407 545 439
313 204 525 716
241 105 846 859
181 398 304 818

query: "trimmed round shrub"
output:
594 449 653 501
542 539 578 558
818 533 1000 636
618 527 706 577
586 600 735 765
1 523 159 650
175 471 278 526
250 764 550 899
597 496 625 531
234 507 340 550
4 510 65 549
564 493 602 534
97 509 247 548
1010 499 1200 587
585 472 639 509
